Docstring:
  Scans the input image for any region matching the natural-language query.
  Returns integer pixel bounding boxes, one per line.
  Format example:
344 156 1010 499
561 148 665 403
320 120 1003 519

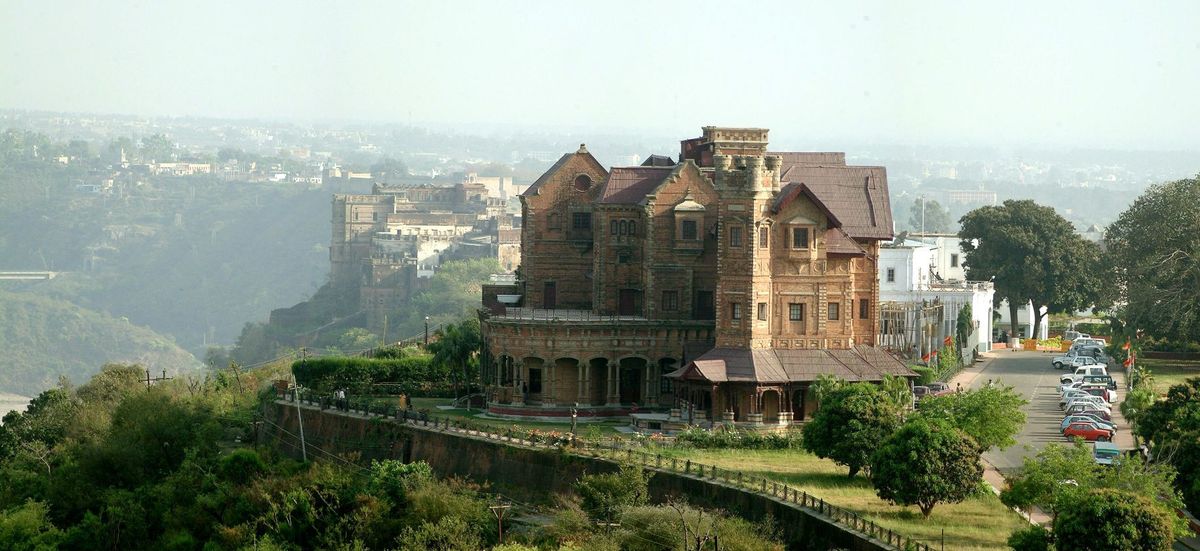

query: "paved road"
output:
950 351 1133 474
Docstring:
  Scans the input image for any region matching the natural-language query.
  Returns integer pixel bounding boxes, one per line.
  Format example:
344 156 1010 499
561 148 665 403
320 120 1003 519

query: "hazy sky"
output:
3 1 1199 149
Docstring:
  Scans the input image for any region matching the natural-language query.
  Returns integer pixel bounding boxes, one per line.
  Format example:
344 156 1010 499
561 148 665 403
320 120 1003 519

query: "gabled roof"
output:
641 154 675 167
597 166 674 205
779 164 894 241
771 182 843 227
666 345 915 383
521 147 608 198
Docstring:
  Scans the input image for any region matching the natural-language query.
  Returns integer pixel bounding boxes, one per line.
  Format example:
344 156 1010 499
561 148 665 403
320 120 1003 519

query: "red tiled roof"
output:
770 152 846 166
667 345 914 383
597 166 673 205
779 164 894 241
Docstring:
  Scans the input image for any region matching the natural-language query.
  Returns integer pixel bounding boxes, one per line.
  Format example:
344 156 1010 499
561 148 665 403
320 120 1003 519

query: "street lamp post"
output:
424 316 430 347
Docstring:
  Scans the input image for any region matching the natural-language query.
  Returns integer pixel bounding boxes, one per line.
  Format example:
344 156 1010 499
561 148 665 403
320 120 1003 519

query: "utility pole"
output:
489 499 511 544
382 314 388 346
144 369 173 388
293 384 308 462
424 316 430 347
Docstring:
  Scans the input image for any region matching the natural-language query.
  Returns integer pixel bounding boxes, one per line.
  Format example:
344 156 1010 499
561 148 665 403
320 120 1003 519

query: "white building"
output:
911 232 1049 341
879 238 995 359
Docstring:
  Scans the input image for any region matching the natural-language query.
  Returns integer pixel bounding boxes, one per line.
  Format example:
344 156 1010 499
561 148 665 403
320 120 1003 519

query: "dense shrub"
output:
576 463 651 522
673 427 803 450
291 355 445 395
911 366 937 385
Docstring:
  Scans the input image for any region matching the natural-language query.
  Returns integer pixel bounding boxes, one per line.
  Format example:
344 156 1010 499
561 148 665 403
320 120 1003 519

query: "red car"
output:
1064 422 1113 442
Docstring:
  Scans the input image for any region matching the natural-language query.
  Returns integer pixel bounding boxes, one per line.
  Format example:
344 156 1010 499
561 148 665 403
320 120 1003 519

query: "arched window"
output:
619 220 628 235
628 221 636 236
610 220 618 235
574 174 592 191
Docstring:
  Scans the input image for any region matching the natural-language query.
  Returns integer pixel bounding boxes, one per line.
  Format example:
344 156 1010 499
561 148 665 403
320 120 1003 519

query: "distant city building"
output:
944 189 997 207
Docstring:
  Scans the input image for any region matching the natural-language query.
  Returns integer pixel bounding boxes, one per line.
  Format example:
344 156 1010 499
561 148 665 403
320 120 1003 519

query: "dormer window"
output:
681 220 698 240
791 227 810 249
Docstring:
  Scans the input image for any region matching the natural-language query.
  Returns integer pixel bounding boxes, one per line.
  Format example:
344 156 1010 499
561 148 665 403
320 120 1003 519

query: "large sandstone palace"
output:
479 127 914 425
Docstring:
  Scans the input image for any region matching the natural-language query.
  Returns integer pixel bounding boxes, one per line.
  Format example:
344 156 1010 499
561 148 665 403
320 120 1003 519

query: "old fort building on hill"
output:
479 127 915 426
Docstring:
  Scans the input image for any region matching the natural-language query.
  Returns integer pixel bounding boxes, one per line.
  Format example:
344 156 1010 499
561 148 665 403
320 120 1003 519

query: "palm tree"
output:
429 319 482 405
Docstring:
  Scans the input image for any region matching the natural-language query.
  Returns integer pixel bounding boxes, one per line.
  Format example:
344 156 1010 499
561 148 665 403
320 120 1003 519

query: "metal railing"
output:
281 392 934 551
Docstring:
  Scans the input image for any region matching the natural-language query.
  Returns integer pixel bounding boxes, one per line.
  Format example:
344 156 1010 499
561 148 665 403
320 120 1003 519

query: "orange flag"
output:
1122 341 1131 351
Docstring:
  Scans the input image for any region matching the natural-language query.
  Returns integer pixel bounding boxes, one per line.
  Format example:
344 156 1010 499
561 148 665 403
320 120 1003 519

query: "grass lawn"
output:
1136 358 1200 394
660 448 1027 551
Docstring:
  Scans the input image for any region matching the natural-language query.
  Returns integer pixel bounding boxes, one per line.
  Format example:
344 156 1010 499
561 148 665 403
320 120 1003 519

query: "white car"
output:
1061 365 1109 385
1062 396 1112 412
1053 354 1103 370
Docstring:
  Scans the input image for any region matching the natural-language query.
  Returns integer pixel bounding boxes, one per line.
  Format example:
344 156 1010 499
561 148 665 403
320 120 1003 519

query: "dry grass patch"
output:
667 448 1027 551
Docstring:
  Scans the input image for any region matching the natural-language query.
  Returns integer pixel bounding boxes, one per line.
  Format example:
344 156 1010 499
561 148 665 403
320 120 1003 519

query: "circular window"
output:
574 174 592 191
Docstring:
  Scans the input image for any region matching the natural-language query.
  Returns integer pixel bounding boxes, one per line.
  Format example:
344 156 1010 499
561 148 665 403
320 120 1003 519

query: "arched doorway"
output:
619 357 646 405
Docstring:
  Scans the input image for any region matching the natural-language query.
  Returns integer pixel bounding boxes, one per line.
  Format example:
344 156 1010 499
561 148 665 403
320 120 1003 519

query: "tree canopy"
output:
1105 176 1200 342
870 418 982 518
1134 377 1200 512
959 199 1103 339
1053 489 1175 551
913 384 1027 451
907 197 952 233
802 383 901 477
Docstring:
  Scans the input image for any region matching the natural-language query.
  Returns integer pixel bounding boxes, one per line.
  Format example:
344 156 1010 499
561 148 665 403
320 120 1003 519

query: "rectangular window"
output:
950 253 959 267
661 290 678 311
886 267 896 283
372 212 378 222
660 376 673 394
789 303 805 321
792 227 809 249
681 219 698 240
730 226 743 248
757 302 767 321
859 298 869 319
731 303 742 320
828 302 840 321
759 226 769 248
572 212 591 230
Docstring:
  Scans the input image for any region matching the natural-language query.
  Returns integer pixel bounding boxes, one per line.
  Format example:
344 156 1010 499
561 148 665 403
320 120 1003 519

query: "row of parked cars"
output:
1053 340 1119 447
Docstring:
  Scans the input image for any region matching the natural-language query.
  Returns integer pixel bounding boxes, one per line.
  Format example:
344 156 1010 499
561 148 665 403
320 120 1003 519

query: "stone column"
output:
605 361 617 406
512 362 524 405
576 364 585 405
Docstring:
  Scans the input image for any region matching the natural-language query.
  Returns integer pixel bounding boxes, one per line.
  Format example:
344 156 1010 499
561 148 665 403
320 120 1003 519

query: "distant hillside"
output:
0 289 201 396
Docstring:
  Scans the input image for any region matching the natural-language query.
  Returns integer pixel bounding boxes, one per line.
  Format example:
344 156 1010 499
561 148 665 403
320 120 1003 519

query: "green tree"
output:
1134 377 1200 512
1053 489 1174 551
1104 177 1200 342
428 319 482 400
879 373 913 411
959 200 1103 339
908 197 952 233
140 134 174 163
870 418 982 518
575 463 651 523
802 383 901 477
955 303 973 361
0 500 64 550
914 384 1027 451
1006 525 1052 551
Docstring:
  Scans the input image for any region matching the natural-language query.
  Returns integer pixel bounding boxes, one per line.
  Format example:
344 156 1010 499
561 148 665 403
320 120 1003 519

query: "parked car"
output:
1064 422 1114 442
1063 330 1090 341
1061 365 1109 385
927 382 952 395
1093 442 1122 465
1062 414 1116 433
1083 386 1117 403
1064 403 1113 421
1071 337 1107 348
1069 344 1109 361
1081 374 1117 391
1053 354 1103 370
1062 396 1112 413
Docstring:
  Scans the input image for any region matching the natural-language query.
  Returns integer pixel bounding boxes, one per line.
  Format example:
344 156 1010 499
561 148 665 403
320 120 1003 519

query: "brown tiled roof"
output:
597 166 673 205
667 345 914 383
771 182 843 226
779 164 894 241
824 227 866 255
770 152 846 166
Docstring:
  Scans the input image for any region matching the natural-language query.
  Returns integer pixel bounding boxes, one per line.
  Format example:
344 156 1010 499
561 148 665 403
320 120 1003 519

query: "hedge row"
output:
672 427 803 450
292 355 448 395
